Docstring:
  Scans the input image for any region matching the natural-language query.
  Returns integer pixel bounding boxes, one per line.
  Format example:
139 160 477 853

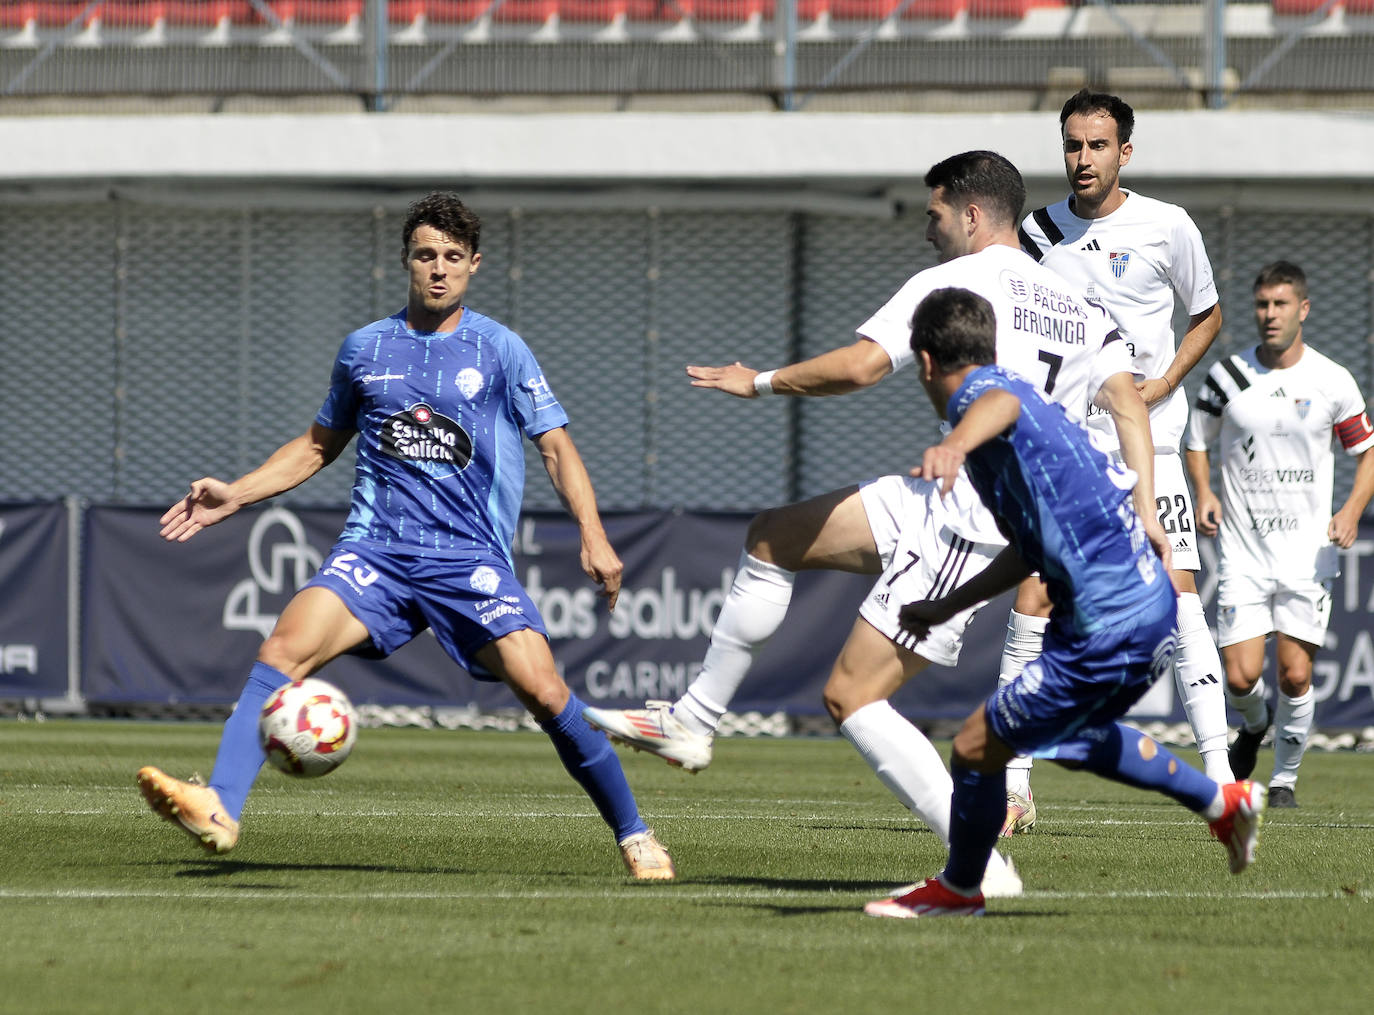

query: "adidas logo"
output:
1271 386 1287 398
1243 435 1256 462
873 592 890 609
1082 239 1101 251
1282 734 1302 745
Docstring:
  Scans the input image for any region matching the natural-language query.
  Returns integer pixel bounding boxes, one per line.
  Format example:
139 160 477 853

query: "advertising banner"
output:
0 501 69 699
76 505 1374 727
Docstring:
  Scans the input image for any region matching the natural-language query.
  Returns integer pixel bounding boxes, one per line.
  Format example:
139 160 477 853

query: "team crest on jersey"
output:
381 403 473 470
1294 398 1311 420
1109 251 1130 278
469 566 501 595
1000 270 1030 303
456 367 485 400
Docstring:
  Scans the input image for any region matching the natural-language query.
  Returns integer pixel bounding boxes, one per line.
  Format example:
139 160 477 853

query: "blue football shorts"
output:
303 540 547 680
986 581 1179 758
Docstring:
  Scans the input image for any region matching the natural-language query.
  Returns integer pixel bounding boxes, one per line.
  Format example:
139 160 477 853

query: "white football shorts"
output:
1110 450 1200 572
1215 572 1333 649
857 473 1006 667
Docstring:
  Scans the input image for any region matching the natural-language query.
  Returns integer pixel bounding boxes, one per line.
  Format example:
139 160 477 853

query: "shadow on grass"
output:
134 858 475 879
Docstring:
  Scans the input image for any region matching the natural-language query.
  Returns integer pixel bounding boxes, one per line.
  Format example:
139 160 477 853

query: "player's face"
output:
1062 112 1131 210
925 186 973 261
1254 282 1309 356
405 225 482 329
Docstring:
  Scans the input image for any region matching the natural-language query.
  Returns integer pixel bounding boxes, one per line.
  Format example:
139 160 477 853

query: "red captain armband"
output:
1335 411 1374 449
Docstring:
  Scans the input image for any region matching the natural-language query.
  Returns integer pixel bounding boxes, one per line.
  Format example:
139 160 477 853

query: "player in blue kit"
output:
137 192 675 879
864 288 1265 919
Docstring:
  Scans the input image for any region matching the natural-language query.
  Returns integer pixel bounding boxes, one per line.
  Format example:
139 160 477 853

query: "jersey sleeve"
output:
855 273 929 372
1330 367 1374 454
1085 332 1137 412
506 336 570 439
315 332 363 432
1166 210 1219 317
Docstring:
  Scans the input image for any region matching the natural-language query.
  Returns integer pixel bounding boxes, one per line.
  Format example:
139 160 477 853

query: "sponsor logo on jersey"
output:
456 367 485 399
1109 251 1130 278
526 373 558 407
1239 465 1314 485
1271 386 1287 398
1294 398 1311 420
1173 536 1191 553
1000 270 1031 303
469 566 502 595
381 403 473 469
362 372 406 384
1249 512 1301 536
1081 239 1101 251
1242 435 1256 462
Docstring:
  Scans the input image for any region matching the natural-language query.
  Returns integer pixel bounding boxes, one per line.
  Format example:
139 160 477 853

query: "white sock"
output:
1270 689 1314 789
1227 680 1270 732
1174 593 1233 784
840 700 1014 884
999 610 1047 796
840 700 954 842
675 552 794 735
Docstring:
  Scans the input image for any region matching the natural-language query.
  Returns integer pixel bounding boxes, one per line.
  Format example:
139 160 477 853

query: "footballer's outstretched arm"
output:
159 422 354 543
911 388 1022 495
686 338 893 398
1093 371 1172 574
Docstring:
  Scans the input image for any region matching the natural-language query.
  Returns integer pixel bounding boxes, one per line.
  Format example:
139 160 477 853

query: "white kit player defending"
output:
584 152 1163 895
1013 89 1233 830
1186 261 1374 808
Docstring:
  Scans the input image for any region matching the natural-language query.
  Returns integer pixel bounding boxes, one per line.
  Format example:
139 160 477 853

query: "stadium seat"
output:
493 0 558 22
968 0 1062 16
1270 0 1337 13
690 0 773 21
3 2 89 28
420 0 498 22
828 0 963 21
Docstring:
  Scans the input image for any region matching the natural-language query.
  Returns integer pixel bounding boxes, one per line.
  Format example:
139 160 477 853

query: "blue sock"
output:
541 694 647 842
941 764 1006 892
1069 722 1217 812
209 662 286 821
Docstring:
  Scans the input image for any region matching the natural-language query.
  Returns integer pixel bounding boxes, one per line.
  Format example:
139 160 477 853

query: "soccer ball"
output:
259 678 358 778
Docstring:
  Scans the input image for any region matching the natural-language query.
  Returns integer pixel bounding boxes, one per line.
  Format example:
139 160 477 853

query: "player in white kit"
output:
1012 89 1232 834
583 152 1163 894
1186 261 1374 807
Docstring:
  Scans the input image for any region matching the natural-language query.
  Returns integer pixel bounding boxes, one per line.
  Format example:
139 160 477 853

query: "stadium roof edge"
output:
3 110 1369 185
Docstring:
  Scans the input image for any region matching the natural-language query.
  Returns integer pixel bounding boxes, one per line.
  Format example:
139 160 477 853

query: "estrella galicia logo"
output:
1109 251 1130 278
381 403 472 469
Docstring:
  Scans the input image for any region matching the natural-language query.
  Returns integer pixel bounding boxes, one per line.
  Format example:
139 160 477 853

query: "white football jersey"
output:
1019 190 1218 453
859 243 1133 424
1187 343 1374 580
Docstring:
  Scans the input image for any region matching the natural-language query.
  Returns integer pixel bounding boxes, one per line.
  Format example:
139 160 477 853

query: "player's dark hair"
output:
1059 88 1135 144
1253 260 1308 301
402 192 482 255
923 151 1026 228
910 288 997 370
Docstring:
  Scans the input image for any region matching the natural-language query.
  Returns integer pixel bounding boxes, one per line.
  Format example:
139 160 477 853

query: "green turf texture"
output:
1 720 1369 1014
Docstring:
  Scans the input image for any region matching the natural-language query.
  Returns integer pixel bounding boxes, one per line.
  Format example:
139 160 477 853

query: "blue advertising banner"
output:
73 504 1374 728
0 501 69 699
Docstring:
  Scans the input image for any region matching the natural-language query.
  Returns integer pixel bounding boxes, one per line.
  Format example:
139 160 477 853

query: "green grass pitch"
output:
1 720 1370 1014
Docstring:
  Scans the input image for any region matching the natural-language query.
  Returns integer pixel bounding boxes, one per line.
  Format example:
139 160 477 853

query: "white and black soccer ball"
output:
258 678 358 778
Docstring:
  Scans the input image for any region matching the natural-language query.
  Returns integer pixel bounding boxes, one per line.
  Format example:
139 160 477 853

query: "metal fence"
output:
2 186 1370 512
4 0 1374 110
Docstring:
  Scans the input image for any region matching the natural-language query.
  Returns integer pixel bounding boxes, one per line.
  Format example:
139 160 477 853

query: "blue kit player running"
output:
138 192 674 880
864 288 1265 919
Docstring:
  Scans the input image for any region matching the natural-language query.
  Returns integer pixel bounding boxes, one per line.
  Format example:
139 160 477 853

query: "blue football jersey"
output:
315 307 569 560
949 365 1167 634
